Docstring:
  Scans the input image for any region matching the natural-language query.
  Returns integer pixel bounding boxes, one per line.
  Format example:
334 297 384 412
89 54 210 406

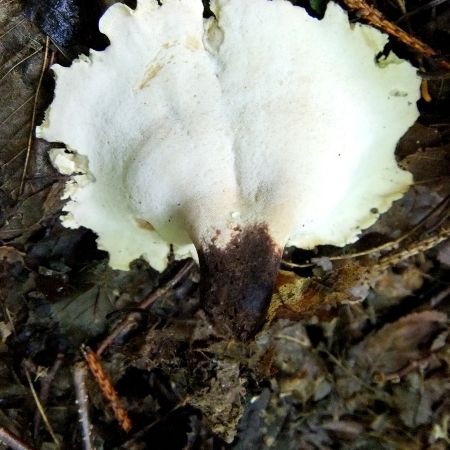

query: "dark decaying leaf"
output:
402 146 450 195
0 0 43 198
349 310 447 377
396 123 443 160
21 0 109 55
21 0 80 49
0 0 65 246
392 373 450 428
49 260 160 346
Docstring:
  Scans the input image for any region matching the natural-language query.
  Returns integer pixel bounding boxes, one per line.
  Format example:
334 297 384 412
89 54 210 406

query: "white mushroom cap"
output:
37 0 420 272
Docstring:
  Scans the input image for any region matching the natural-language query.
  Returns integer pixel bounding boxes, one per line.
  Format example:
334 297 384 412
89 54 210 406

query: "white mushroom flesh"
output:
37 0 420 271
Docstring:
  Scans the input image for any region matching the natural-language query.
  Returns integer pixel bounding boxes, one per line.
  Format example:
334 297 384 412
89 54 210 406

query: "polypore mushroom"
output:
38 0 420 338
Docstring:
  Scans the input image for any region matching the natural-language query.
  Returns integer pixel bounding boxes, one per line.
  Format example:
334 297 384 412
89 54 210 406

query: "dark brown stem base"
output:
199 224 282 340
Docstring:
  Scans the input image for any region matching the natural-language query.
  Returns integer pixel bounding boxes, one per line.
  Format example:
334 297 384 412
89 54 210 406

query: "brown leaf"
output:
268 263 369 322
349 311 448 377
402 146 450 195
0 1 63 243
392 373 450 428
0 0 45 193
371 265 424 300
0 245 24 264
396 123 442 160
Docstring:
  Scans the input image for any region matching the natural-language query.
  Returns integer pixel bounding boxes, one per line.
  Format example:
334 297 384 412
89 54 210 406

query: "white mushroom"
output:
38 0 420 337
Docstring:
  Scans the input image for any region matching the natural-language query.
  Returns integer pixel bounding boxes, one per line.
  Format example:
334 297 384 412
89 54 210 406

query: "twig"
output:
282 196 449 268
81 346 132 433
74 363 95 450
24 368 60 447
376 225 450 271
48 38 71 62
341 0 450 70
324 350 388 397
396 0 448 23
0 427 35 450
19 36 50 195
33 353 64 440
274 334 310 347
373 355 434 383
96 259 195 356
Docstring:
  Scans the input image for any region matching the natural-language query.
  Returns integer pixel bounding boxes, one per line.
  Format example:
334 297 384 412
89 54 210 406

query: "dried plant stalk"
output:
81 346 132 433
342 0 450 69
376 226 450 271
24 368 60 447
74 363 95 450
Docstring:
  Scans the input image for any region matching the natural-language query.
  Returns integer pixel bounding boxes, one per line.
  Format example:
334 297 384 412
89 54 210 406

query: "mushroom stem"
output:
199 224 282 340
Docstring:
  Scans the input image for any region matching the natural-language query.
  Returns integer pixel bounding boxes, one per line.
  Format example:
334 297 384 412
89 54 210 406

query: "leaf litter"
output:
0 0 450 449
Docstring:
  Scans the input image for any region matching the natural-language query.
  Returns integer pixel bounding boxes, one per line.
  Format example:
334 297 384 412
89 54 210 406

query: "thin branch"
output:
74 363 95 450
282 196 449 268
396 0 449 23
341 0 450 70
24 368 60 448
48 38 71 62
0 427 35 450
323 349 388 397
376 225 450 270
33 353 64 440
96 259 195 356
373 354 434 383
20 36 50 195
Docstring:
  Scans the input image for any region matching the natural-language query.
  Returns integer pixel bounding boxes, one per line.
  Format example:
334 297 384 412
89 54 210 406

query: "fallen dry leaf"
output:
349 310 448 377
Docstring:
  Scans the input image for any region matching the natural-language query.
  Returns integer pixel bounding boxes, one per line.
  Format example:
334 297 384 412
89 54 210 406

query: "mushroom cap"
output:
38 0 420 271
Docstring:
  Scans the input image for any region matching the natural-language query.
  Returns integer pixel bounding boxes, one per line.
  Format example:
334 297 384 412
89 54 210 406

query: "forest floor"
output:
0 0 449 449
